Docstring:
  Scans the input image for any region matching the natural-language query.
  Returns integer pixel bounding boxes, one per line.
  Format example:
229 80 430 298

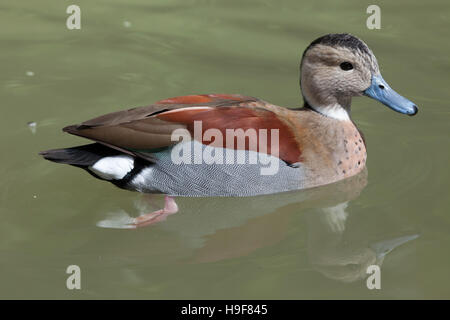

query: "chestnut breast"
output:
290 110 367 187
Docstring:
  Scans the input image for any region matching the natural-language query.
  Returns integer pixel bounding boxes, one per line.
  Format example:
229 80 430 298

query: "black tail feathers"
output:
39 143 123 167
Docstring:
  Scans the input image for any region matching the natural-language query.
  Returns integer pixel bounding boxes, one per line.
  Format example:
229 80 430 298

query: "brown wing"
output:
63 94 302 163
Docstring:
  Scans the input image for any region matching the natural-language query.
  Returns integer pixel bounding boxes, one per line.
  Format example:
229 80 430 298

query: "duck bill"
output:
370 234 419 259
364 75 418 116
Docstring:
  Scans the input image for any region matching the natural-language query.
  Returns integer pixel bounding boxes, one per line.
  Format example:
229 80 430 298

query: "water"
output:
0 0 449 299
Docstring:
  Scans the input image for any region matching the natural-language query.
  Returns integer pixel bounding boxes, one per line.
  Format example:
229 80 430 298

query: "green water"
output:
1 0 449 299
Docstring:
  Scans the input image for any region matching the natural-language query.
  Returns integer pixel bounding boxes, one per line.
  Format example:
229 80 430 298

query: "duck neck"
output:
303 96 351 121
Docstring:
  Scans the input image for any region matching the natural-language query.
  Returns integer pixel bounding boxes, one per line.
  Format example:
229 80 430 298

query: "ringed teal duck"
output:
40 33 417 227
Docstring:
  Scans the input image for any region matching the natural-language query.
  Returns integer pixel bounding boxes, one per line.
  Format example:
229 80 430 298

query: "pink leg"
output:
129 196 178 228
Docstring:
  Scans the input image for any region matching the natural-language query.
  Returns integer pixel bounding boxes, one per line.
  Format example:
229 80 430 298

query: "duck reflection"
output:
306 203 418 282
98 168 418 283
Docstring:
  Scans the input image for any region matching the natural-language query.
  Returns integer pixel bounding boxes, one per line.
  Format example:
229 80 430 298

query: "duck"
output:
40 33 418 227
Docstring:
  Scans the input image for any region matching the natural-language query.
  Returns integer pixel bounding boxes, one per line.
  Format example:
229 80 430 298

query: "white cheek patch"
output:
89 155 134 180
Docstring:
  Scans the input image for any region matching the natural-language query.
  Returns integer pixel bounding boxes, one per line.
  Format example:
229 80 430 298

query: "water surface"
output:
1 0 449 299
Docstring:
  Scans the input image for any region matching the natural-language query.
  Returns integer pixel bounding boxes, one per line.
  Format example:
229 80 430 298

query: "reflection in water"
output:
97 168 417 283
306 205 418 283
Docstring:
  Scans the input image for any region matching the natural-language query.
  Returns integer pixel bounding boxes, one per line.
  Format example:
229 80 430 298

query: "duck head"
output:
300 33 418 120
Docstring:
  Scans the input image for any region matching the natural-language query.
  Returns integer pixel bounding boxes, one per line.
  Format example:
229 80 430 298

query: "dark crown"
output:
303 33 370 57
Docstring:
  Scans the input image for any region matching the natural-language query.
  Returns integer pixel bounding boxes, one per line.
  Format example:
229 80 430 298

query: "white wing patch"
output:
89 155 134 180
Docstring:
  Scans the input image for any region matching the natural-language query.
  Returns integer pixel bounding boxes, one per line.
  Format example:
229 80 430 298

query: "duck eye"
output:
340 62 353 71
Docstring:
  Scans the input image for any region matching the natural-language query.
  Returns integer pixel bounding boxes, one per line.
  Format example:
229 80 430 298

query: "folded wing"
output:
63 94 302 164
